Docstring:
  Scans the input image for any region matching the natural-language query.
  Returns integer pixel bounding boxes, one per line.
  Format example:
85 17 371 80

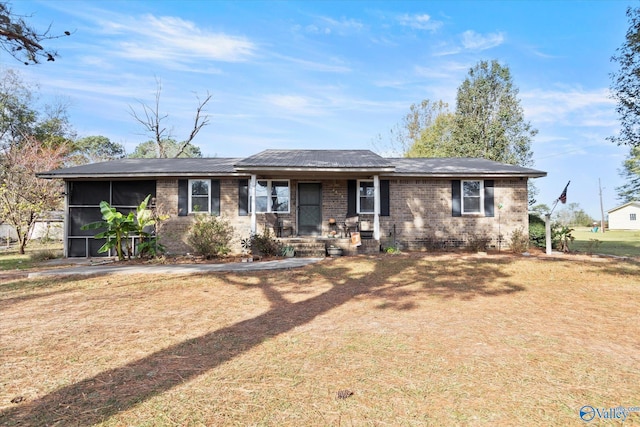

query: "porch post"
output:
250 175 257 234
63 181 69 258
373 175 380 240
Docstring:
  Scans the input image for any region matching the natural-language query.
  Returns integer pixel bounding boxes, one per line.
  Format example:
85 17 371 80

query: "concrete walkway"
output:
27 257 325 278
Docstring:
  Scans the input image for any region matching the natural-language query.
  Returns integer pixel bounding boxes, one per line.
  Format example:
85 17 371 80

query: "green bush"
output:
187 215 234 258
528 223 547 248
529 213 545 226
529 219 567 250
509 226 529 253
251 228 281 257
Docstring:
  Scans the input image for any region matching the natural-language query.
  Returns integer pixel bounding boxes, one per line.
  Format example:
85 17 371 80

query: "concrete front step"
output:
279 237 380 257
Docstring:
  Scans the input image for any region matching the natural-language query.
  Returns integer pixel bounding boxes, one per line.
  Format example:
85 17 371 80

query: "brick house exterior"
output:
37 150 545 257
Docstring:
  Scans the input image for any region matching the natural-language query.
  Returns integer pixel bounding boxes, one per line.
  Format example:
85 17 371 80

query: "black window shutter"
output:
451 180 461 217
210 179 221 216
484 180 495 217
178 179 189 216
238 179 249 216
380 180 390 216
347 180 357 216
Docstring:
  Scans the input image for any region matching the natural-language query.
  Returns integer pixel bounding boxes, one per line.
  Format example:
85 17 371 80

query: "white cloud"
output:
521 87 616 127
112 15 257 63
397 13 443 32
460 30 504 51
296 15 364 36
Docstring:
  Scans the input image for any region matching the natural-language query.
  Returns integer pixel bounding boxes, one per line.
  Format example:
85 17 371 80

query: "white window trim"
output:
461 180 484 215
357 179 375 214
188 179 211 214
251 179 290 213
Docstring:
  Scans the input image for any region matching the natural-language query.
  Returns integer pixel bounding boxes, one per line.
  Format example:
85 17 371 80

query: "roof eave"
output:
36 172 251 180
383 172 547 179
233 166 396 173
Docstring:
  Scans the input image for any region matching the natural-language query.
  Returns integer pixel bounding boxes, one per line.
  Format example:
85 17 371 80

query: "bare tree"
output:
129 78 212 158
0 1 71 65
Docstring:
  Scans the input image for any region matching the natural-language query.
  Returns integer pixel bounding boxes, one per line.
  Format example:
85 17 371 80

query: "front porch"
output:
276 236 381 257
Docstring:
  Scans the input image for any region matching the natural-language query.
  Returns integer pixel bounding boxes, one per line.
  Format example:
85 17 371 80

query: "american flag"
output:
558 181 570 204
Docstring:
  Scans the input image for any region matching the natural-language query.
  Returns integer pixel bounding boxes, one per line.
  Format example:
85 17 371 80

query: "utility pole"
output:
599 178 606 233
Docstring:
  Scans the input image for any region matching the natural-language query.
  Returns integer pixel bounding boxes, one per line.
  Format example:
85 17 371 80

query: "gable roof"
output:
234 149 395 172
36 150 546 179
607 201 640 214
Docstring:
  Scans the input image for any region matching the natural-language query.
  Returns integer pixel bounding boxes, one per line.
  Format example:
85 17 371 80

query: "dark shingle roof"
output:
234 149 394 171
387 158 546 177
36 158 242 179
36 151 546 179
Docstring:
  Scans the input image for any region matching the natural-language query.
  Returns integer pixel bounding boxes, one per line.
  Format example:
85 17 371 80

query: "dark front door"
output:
298 183 322 235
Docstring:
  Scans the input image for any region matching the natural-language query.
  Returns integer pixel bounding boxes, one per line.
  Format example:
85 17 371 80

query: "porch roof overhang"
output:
233 149 396 175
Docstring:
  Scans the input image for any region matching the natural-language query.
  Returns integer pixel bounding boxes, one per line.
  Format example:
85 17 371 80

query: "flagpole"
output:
545 181 570 255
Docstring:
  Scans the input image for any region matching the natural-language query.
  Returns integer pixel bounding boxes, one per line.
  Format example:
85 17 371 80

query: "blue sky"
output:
7 0 633 218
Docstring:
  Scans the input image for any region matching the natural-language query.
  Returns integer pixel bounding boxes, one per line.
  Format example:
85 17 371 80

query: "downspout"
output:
373 175 380 240
250 175 257 234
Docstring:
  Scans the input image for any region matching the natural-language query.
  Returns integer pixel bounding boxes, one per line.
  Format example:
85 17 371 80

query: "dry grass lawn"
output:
1 252 639 426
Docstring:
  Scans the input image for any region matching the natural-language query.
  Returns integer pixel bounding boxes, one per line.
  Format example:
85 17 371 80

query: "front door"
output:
298 183 322 235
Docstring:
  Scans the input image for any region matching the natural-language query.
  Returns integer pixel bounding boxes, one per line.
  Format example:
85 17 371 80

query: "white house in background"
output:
607 202 640 230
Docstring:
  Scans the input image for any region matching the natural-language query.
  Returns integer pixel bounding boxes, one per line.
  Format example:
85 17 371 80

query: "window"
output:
358 180 374 214
462 180 483 214
189 179 210 213
252 180 290 213
631 213 637 221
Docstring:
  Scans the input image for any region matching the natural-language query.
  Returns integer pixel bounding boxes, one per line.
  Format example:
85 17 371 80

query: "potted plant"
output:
282 245 295 258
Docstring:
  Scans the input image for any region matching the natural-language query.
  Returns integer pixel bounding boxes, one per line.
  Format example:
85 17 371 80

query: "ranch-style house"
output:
36 149 546 257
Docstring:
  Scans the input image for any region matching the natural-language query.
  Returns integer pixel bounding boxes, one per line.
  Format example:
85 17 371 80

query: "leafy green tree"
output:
0 68 75 150
0 68 36 146
554 202 595 226
404 101 456 158
452 59 537 167
530 203 551 217
129 139 202 158
73 135 125 164
616 145 640 202
610 7 640 147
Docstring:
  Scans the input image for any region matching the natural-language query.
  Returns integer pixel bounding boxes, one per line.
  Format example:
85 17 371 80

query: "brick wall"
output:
155 177 530 255
156 179 252 255
380 178 529 250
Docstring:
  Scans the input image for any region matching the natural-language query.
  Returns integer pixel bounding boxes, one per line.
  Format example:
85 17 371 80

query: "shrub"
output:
509 226 529 253
30 249 62 262
251 228 281 257
528 223 547 248
187 215 234 258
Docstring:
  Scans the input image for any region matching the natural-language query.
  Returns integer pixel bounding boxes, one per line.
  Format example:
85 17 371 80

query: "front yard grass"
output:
570 227 640 258
1 253 639 426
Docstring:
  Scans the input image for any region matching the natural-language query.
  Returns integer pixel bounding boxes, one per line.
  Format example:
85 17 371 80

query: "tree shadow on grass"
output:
0 255 524 426
0 276 87 310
